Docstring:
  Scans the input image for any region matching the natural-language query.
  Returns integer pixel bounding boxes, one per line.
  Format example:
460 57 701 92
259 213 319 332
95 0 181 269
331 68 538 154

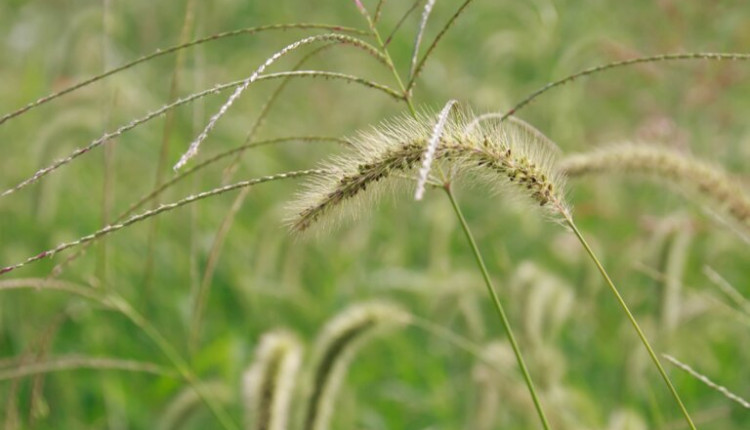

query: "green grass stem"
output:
445 184 552 430
563 215 696 430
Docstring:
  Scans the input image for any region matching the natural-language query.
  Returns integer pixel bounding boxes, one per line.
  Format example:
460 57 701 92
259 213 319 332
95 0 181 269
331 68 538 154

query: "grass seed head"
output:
302 301 409 430
560 143 750 228
243 330 303 430
288 106 569 233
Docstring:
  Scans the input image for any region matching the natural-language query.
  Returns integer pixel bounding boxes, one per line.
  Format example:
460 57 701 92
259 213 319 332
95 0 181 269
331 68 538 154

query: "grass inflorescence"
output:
3 1 750 428
560 143 750 228
289 107 568 232
302 302 409 430
243 331 303 430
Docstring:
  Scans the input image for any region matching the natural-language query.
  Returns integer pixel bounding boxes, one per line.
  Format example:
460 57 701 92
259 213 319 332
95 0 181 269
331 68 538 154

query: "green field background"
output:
1 1 749 428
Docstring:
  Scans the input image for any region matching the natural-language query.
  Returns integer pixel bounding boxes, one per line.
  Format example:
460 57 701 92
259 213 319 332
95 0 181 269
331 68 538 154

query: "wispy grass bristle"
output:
560 143 750 227
288 106 568 232
302 301 409 430
243 331 303 430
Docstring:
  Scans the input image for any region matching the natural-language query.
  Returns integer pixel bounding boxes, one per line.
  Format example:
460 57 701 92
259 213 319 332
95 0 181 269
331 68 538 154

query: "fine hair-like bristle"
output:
287 106 568 232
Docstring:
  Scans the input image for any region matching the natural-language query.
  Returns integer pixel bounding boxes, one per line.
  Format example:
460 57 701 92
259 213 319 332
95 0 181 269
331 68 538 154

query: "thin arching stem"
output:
0 169 325 276
0 23 369 127
563 215 696 430
49 136 346 277
500 52 750 121
444 184 552 430
0 71 395 200
384 0 424 47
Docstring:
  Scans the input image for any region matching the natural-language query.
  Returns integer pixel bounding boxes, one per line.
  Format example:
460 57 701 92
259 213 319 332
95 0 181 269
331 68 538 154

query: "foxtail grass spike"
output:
289 107 568 232
560 143 750 227
243 331 303 430
302 302 409 430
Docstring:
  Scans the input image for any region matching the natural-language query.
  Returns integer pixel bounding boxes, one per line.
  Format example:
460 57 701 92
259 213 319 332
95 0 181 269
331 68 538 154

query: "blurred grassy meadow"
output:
1 0 750 428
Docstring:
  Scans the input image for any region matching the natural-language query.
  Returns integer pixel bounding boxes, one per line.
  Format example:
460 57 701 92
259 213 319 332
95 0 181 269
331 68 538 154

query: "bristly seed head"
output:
287 105 569 232
560 143 750 228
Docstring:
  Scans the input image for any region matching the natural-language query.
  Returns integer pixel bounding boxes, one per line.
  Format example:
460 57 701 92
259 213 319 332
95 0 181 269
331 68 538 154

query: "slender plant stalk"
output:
563 216 696 430
384 0 424 47
374 0 387 24
0 23 368 126
98 0 118 291
500 52 750 121
356 5 550 426
0 71 395 199
50 136 346 277
0 356 174 380
663 354 750 409
0 169 325 276
406 0 475 92
356 4 417 116
174 33 389 170
444 185 551 430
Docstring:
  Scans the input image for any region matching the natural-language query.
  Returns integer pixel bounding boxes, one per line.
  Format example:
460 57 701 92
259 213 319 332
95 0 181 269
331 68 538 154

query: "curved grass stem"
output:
0 169 325 276
501 52 750 121
444 185 551 430
563 215 696 430
0 23 369 127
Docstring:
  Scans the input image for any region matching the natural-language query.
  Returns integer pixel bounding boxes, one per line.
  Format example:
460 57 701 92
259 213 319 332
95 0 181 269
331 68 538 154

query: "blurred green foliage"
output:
1 0 749 428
